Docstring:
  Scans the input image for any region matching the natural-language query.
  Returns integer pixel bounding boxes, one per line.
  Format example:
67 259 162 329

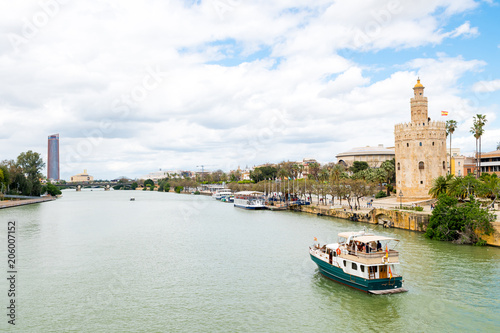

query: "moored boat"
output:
212 189 232 200
233 191 266 209
309 231 407 294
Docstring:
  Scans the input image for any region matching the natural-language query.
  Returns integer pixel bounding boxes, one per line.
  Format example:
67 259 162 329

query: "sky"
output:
1 0 500 180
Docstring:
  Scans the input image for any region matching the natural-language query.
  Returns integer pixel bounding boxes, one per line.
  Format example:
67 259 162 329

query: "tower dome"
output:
414 78 424 88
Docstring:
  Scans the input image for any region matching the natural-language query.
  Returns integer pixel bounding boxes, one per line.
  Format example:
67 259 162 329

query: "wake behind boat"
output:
233 191 266 209
309 231 407 295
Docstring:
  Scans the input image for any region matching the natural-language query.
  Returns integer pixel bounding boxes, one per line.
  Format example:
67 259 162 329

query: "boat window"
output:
360 265 365 273
351 263 357 270
343 260 346 267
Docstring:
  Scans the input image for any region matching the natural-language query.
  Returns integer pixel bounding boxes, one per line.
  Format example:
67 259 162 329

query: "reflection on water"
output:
0 189 498 331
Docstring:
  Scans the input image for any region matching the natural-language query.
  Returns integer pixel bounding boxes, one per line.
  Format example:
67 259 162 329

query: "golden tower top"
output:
413 78 424 89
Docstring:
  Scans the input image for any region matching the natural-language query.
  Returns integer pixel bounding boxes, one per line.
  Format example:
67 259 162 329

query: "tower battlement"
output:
394 120 446 132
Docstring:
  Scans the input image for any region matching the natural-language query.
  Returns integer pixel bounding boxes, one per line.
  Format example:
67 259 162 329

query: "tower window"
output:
407 143 409 147
432 142 435 146
419 162 425 170
420 181 423 184
443 161 446 170
419 142 422 146
397 163 400 171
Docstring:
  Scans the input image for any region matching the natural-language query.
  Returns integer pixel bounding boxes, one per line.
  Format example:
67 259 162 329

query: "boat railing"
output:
342 249 399 265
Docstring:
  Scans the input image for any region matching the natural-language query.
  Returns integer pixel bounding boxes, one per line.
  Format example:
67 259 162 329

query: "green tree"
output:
42 182 62 196
446 120 458 174
447 174 483 200
349 161 369 174
470 114 487 178
380 159 395 186
16 151 45 196
144 179 154 187
131 182 138 190
307 162 320 180
425 194 495 245
479 173 500 208
428 174 455 198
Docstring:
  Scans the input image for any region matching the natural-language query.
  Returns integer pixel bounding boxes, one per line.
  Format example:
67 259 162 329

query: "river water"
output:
0 189 499 332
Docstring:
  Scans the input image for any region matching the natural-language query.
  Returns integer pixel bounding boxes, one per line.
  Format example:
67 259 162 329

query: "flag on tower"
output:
441 111 449 116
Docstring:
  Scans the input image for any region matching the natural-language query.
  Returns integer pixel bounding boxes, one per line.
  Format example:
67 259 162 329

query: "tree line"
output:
227 159 396 208
0 151 55 196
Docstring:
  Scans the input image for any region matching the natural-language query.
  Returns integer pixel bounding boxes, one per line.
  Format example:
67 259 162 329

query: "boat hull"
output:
234 204 266 210
310 254 404 293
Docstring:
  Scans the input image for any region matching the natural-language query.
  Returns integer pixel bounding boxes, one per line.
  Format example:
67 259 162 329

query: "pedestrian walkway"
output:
0 197 55 209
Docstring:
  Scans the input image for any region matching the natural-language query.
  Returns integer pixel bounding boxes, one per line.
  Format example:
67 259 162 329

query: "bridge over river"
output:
54 182 134 190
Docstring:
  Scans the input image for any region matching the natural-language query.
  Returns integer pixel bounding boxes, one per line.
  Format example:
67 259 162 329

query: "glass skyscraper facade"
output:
48 134 60 180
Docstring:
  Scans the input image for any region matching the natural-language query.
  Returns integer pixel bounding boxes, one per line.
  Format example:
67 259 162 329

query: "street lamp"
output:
399 190 403 209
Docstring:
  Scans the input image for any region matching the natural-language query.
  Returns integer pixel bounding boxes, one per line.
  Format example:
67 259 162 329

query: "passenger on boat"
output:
377 241 382 251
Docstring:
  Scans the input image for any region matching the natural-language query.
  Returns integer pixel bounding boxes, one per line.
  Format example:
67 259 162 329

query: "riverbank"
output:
0 196 56 209
294 197 500 247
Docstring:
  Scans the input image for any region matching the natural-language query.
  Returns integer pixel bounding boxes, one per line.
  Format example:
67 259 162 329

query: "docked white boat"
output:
212 189 233 200
234 191 266 209
309 230 407 294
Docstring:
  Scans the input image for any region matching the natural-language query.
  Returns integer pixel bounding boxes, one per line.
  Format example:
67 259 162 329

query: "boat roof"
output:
338 231 373 238
235 191 264 195
353 235 397 243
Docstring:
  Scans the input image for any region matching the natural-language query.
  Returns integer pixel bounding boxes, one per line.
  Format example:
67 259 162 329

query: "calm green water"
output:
0 189 499 332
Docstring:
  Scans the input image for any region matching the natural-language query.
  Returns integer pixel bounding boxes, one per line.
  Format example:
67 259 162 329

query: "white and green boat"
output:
310 231 407 294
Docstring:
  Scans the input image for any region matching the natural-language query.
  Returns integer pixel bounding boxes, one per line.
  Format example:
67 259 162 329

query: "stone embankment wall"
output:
295 205 500 246
0 197 55 209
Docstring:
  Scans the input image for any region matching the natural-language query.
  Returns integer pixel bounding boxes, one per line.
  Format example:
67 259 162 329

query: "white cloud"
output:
0 0 497 179
472 79 500 93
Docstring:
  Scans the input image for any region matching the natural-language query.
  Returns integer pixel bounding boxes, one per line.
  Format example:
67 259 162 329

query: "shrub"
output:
425 194 495 245
194 190 200 195
375 190 387 199
174 186 183 193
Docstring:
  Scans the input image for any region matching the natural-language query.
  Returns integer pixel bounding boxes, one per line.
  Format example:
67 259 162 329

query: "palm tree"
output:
470 114 487 178
428 174 454 198
308 162 320 181
448 174 482 200
479 173 500 209
497 142 500 151
446 120 458 174
380 159 395 195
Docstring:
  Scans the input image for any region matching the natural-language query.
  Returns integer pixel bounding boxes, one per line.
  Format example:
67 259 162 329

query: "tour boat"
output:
130 197 135 201
212 189 233 200
309 231 407 294
233 191 266 209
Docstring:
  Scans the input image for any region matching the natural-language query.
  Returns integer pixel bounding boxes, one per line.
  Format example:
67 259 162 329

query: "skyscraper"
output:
48 134 60 181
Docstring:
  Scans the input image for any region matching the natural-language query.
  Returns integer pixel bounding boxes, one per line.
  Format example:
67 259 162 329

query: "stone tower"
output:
394 79 447 200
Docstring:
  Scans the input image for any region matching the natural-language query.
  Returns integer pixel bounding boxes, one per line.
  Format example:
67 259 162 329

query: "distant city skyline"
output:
2 1 500 180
